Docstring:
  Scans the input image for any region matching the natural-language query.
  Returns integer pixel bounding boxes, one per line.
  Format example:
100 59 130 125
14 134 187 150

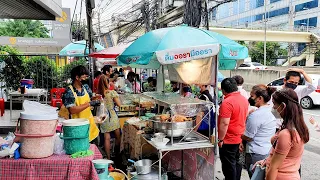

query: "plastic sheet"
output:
54 134 65 155
95 102 109 123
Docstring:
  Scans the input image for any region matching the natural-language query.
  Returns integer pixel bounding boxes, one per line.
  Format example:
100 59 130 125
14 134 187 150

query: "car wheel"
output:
300 96 314 109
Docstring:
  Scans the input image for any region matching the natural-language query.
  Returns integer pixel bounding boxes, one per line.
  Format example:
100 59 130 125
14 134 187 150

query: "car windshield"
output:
252 62 262 66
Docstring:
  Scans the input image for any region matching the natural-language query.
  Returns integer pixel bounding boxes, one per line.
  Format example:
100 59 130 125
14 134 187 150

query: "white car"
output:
238 62 267 70
267 74 320 109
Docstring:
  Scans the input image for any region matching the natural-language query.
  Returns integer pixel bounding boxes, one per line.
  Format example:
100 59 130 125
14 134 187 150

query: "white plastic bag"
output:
53 134 65 155
95 102 109 124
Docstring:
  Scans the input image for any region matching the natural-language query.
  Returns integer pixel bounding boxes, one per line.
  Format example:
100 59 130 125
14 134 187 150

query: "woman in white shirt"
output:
241 84 277 178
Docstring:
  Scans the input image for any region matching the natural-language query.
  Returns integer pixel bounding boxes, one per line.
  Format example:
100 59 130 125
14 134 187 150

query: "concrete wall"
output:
229 70 281 91
221 67 320 91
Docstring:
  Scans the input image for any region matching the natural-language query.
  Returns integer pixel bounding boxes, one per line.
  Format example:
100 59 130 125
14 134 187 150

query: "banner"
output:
156 44 220 65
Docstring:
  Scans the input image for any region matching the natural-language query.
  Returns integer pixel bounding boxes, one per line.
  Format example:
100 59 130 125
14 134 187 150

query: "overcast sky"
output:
62 0 140 22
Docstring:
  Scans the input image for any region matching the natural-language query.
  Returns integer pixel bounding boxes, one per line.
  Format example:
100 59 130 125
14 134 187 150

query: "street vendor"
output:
62 65 100 142
195 84 215 137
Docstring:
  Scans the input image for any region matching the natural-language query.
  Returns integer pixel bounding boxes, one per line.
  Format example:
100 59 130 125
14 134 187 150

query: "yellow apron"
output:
70 85 99 142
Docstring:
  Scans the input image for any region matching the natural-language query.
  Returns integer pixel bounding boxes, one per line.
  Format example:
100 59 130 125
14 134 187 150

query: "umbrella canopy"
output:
89 43 132 58
117 25 248 69
59 40 105 57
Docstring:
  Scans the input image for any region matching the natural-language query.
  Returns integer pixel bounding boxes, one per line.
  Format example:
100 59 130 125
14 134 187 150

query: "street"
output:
216 106 320 180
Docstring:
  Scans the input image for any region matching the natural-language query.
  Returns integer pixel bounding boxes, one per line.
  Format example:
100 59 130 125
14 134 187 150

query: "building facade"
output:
210 0 320 34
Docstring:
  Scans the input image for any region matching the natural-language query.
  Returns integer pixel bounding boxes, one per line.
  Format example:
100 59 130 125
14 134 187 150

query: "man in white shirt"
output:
274 68 316 129
233 75 249 99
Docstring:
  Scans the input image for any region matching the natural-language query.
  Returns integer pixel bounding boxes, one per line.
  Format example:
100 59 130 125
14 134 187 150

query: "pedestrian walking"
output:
218 78 249 180
253 88 309 180
241 84 277 178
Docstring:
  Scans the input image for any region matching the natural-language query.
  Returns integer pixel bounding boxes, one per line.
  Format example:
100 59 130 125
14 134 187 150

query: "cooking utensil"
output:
128 159 152 175
152 120 194 137
151 138 169 147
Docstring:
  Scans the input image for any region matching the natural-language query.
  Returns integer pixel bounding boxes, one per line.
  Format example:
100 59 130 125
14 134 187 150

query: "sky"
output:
62 0 141 26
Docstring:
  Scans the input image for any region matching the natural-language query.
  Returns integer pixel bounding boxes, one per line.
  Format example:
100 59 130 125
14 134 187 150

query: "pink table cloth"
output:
0 144 103 180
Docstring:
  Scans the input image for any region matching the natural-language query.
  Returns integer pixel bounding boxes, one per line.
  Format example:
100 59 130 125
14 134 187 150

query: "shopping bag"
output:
95 102 109 124
250 164 265 180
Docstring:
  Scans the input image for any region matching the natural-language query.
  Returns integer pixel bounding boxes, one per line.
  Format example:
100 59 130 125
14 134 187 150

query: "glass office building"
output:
210 0 320 32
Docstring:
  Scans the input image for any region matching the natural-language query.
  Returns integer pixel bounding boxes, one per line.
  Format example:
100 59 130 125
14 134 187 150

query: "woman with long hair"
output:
241 84 277 178
254 88 309 180
97 75 122 159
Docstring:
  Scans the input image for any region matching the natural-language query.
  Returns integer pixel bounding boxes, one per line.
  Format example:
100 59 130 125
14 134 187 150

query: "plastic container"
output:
92 159 114 180
61 118 90 155
20 79 34 89
16 112 58 159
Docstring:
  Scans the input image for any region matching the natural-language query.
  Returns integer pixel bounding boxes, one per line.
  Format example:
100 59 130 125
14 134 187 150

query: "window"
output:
268 78 284 86
239 64 251 67
294 17 318 27
268 7 289 19
295 0 318 12
270 0 281 3
233 1 238 15
239 0 246 13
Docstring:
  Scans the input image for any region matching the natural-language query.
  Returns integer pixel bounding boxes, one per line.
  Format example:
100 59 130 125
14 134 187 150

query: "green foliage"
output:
249 42 287 66
0 20 50 38
24 56 58 89
0 56 25 90
0 45 20 55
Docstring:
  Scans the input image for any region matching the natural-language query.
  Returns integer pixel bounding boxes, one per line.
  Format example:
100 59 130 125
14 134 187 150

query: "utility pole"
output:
263 0 267 66
288 0 294 66
204 0 209 30
86 0 95 85
142 0 151 32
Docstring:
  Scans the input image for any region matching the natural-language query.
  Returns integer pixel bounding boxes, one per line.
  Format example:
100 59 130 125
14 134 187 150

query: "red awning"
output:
89 43 132 58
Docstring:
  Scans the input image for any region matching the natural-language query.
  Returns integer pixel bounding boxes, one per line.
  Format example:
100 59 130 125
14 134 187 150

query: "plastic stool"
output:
0 98 4 116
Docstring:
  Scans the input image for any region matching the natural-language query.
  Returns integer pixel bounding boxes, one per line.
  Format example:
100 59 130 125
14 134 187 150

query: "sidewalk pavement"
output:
215 156 250 180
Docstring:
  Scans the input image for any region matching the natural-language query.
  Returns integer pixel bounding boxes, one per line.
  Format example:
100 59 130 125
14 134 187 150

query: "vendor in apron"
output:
62 65 100 142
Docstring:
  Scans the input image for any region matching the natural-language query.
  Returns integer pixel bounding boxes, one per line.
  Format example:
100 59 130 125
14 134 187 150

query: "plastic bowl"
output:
151 138 170 147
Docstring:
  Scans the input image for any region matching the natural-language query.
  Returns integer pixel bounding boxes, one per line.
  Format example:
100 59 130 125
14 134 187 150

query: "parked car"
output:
238 62 267 70
267 74 320 109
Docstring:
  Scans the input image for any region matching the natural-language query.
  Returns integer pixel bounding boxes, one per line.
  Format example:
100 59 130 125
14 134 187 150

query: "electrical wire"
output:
69 0 84 44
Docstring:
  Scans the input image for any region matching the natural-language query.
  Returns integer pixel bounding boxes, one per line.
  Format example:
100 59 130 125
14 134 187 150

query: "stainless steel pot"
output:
152 120 194 137
129 159 152 175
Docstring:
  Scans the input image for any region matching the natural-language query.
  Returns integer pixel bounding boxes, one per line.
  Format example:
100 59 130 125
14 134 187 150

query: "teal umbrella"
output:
59 40 105 57
117 25 248 69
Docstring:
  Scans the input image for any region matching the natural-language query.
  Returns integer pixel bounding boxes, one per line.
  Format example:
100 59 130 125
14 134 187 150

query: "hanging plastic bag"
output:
54 134 65 155
95 102 109 124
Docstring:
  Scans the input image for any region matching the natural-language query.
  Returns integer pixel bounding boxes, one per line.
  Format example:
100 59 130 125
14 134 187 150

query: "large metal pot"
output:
128 159 152 175
153 120 194 137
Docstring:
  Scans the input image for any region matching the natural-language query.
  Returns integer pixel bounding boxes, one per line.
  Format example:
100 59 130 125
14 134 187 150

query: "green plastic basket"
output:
61 119 90 155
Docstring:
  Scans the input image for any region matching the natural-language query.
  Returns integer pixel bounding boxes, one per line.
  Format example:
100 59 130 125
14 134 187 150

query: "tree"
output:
0 20 49 38
249 42 287 66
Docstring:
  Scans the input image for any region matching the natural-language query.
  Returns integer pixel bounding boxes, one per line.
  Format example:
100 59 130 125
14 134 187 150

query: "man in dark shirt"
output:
197 85 215 137
198 85 214 102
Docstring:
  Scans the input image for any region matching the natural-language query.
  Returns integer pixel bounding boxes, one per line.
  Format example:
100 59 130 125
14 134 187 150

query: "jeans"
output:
245 153 268 178
219 144 242 180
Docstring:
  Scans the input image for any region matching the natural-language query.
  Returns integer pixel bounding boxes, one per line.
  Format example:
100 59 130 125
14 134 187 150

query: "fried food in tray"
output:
158 114 193 123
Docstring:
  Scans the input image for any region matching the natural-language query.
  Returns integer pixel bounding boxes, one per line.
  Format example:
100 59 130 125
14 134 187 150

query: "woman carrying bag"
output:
252 88 309 180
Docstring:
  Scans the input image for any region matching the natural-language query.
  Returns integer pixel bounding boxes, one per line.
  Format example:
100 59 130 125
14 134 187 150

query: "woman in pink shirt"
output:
254 88 309 180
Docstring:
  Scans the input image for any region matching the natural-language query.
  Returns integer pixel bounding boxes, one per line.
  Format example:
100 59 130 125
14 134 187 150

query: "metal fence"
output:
0 54 89 100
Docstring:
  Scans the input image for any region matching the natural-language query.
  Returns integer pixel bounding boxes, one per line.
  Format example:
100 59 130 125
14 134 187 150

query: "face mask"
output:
81 80 88 85
248 97 256 106
285 82 298 90
271 104 285 119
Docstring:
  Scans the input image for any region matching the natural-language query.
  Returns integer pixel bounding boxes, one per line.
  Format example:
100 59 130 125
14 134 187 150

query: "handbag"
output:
250 164 266 180
250 137 278 180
